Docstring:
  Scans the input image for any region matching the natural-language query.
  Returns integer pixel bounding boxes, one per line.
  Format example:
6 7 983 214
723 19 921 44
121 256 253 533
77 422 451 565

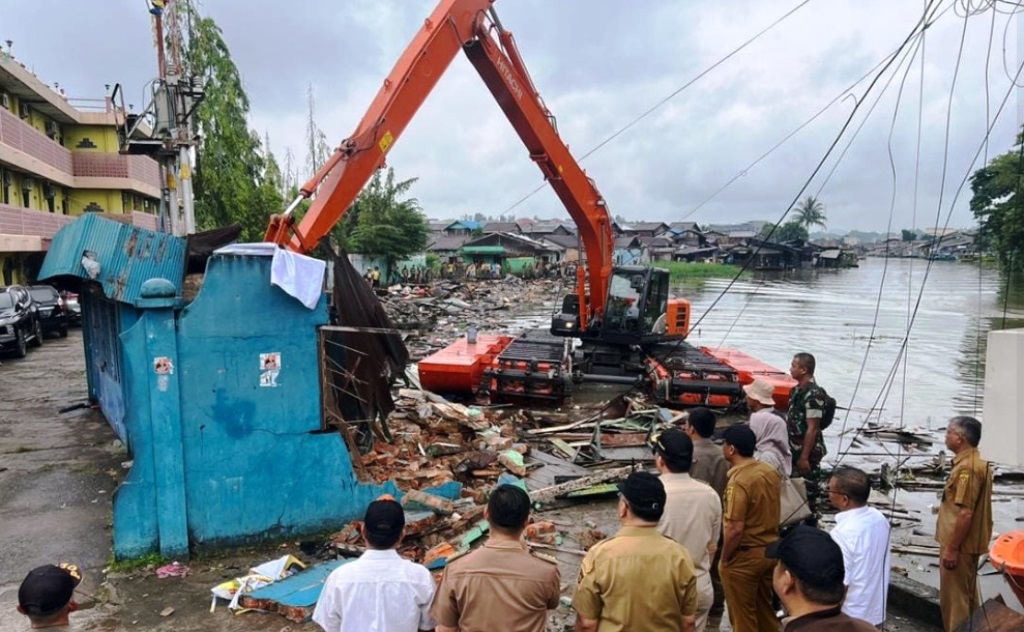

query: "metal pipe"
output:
281 194 306 218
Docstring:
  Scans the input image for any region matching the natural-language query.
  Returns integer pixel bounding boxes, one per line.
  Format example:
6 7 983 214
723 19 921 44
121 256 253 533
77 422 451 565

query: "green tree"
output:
762 220 808 243
901 229 916 242
347 167 429 275
970 133 1024 271
791 196 827 232
178 1 283 241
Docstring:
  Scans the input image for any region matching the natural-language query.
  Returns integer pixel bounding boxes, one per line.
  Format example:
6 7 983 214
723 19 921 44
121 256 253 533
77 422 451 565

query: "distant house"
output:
515 217 536 232
524 222 573 238
673 245 720 263
927 229 977 258
669 222 704 247
669 221 699 233
728 239 803 270
639 235 675 261
482 221 521 234
614 235 646 265
627 222 671 237
428 219 454 235
460 232 560 266
704 222 763 246
539 233 580 262
426 235 470 261
443 219 481 236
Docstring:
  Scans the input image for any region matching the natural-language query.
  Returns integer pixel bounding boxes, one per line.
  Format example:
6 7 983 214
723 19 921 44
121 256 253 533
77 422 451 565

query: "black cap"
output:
364 498 405 540
722 424 757 456
653 428 693 467
766 525 845 586
617 471 666 518
18 563 81 617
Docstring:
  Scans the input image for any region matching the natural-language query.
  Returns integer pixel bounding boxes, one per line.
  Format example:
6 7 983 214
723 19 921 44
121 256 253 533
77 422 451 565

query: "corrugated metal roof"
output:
38 214 187 304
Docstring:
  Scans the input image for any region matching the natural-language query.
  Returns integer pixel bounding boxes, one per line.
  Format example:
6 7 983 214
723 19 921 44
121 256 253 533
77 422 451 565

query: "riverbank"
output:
652 260 747 280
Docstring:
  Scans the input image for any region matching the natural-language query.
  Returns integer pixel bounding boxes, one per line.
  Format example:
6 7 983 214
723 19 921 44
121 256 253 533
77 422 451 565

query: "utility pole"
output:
113 0 203 237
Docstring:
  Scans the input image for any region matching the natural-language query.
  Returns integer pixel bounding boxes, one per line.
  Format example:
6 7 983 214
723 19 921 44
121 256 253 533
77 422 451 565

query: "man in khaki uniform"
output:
935 416 992 632
684 406 729 617
719 424 781 632
432 485 560 632
684 407 729 498
654 428 722 632
574 472 698 632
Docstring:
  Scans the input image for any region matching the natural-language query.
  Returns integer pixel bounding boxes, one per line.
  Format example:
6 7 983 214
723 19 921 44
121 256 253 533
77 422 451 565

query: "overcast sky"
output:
3 0 1021 232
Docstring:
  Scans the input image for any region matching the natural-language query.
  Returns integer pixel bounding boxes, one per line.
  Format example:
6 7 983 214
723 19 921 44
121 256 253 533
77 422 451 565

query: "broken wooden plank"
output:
548 438 578 461
528 465 634 504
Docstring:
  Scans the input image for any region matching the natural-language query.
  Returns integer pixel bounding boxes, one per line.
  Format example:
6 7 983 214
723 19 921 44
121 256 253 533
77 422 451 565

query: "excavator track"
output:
484 330 571 405
643 341 746 409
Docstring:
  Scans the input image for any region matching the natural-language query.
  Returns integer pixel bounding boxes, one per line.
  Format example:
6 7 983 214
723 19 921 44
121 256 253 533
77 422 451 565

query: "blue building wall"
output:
112 252 395 558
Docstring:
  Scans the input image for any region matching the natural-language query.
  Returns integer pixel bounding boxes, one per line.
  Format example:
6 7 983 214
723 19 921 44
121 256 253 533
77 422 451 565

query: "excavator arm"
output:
264 0 614 327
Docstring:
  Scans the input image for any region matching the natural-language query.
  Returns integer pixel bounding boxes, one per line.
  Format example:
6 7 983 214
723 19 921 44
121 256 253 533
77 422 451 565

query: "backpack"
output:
819 389 837 430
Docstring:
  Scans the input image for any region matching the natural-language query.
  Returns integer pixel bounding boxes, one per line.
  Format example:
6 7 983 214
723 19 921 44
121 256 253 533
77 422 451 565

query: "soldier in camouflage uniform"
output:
787 352 828 525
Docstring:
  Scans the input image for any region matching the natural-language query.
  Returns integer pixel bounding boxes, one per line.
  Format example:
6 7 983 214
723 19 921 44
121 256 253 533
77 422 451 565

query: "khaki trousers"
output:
939 552 980 632
720 548 777 632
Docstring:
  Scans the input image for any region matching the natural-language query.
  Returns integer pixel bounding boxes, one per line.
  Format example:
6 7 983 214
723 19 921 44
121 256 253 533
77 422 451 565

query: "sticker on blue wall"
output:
260 352 281 387
154 357 174 375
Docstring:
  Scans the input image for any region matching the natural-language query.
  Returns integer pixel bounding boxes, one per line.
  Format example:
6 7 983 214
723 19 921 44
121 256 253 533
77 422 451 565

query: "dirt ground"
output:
0 328 940 631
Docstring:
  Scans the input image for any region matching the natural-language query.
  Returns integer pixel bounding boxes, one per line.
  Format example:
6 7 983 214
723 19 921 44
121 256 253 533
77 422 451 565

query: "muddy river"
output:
679 257 1024 426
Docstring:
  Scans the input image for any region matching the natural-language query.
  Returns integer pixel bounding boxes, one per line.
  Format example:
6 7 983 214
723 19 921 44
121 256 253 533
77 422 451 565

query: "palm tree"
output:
792 196 827 232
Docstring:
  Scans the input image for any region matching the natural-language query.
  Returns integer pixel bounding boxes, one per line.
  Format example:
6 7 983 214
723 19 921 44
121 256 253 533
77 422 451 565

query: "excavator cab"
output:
601 266 671 344
551 265 676 345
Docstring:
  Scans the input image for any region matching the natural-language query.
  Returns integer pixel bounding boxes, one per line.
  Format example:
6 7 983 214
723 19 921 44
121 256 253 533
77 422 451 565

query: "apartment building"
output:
0 47 161 285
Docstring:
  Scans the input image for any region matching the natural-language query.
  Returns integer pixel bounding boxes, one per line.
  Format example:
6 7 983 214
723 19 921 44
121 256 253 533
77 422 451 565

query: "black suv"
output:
0 286 44 357
29 285 69 338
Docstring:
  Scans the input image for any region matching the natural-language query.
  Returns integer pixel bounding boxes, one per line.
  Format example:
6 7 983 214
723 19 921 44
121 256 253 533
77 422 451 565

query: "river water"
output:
676 258 1024 607
676 257 1024 430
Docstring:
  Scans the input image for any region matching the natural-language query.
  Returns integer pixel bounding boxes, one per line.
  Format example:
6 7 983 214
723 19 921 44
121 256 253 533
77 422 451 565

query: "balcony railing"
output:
0 106 73 173
0 106 161 190
0 203 161 240
72 153 161 189
0 202 74 239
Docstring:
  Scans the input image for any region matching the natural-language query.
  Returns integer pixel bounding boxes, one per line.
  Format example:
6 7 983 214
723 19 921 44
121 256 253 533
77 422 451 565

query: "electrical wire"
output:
973 3 997 417
833 8 1024 467
690 0 943 333
829 27 929 459
710 25 933 353
495 0 817 216
605 0 950 419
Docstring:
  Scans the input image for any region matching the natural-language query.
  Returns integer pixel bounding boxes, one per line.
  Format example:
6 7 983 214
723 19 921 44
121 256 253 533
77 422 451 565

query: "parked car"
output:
0 286 44 357
61 291 81 326
29 285 69 338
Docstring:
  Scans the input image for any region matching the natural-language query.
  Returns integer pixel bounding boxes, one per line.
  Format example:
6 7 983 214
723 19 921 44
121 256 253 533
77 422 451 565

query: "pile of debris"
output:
326 386 683 577
378 278 568 360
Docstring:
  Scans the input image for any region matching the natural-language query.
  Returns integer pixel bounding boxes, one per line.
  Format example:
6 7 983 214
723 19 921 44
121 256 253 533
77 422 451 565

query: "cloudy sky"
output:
4 0 1021 231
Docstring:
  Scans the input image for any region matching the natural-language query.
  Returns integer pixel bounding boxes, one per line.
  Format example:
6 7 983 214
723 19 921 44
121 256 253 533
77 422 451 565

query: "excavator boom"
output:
264 0 613 326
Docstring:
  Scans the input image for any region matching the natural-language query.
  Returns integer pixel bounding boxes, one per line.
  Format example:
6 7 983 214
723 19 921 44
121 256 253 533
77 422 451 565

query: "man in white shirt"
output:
313 496 436 632
654 428 723 632
745 378 792 478
827 466 891 627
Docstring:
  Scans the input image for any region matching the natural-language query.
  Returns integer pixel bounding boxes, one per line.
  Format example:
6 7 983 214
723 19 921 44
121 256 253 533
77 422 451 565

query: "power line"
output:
496 0 817 216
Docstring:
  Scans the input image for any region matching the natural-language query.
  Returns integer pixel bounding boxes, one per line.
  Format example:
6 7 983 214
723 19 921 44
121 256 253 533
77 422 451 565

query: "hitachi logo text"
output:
496 57 523 100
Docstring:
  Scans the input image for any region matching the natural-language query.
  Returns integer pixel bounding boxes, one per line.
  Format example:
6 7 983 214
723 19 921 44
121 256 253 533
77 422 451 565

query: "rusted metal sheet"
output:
38 213 186 304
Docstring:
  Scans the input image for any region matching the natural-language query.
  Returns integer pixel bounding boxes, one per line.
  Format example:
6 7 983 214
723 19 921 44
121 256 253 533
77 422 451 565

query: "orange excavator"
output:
265 0 793 408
